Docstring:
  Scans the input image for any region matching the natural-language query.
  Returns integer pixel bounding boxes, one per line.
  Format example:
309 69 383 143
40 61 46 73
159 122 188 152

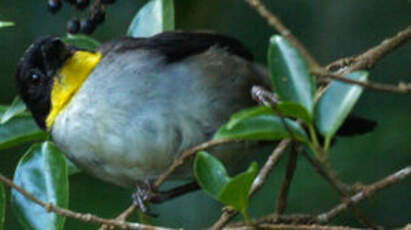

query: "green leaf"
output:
0 107 47 150
61 35 100 51
0 21 14 28
226 106 275 129
1 97 27 124
227 104 311 131
214 115 308 143
12 142 69 230
66 158 81 175
219 162 258 214
194 151 230 198
0 182 5 230
268 35 316 115
194 152 258 219
315 71 369 141
277 101 312 124
127 0 175 38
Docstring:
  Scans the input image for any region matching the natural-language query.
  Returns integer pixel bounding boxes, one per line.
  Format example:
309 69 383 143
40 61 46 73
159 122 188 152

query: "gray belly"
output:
51 48 268 187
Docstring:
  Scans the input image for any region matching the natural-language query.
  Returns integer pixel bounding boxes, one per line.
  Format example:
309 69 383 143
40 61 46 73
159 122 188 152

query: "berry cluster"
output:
47 0 116 35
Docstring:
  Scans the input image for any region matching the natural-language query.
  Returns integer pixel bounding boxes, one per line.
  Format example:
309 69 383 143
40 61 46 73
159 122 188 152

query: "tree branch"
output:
153 139 236 189
244 0 321 69
313 24 411 94
327 24 411 73
225 223 364 230
301 152 379 229
312 69 411 94
102 139 238 228
317 166 411 223
276 147 298 214
0 173 178 230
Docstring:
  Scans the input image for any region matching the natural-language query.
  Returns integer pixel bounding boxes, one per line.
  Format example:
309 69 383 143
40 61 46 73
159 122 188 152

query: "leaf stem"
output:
308 124 320 149
323 137 331 158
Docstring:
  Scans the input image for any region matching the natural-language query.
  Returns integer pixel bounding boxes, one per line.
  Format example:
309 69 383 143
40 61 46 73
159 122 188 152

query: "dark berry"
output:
75 0 90 10
80 19 96 34
101 0 116 4
47 0 62 14
91 9 105 24
67 19 80 34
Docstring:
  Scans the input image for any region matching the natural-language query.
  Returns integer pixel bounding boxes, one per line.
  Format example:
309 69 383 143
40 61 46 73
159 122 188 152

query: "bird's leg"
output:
149 181 200 203
132 181 201 216
132 181 158 217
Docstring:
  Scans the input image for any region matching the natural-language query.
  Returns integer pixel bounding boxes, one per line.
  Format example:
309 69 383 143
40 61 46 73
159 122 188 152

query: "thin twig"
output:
225 223 363 230
327 24 411 73
312 69 411 94
0 173 178 230
211 139 291 230
313 24 411 94
251 139 291 196
252 83 378 227
242 166 411 227
153 139 236 189
100 204 138 230
276 147 298 214
103 139 237 228
244 0 320 69
301 152 379 229
317 166 411 223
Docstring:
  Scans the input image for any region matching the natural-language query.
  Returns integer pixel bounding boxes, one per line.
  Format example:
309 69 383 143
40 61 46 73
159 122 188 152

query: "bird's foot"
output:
132 180 158 217
132 181 200 216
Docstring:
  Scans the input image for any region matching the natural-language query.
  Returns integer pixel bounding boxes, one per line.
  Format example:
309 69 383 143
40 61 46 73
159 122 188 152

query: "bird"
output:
16 32 271 189
16 32 376 206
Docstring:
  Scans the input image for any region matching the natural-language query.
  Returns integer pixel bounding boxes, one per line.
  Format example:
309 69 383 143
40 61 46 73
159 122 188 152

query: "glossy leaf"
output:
0 106 47 151
1 97 27 124
219 162 258 214
226 106 275 129
127 0 175 38
12 142 69 230
66 158 81 175
315 71 369 140
194 151 230 198
268 35 315 115
62 35 100 51
0 182 5 230
194 151 258 217
0 21 14 28
277 101 312 124
214 115 308 143
227 104 311 132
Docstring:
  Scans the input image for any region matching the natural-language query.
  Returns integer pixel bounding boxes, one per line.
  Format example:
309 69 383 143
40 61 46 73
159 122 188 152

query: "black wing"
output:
98 31 253 63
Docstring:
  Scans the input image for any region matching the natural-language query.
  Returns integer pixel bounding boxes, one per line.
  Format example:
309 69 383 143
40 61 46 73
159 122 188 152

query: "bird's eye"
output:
30 73 42 85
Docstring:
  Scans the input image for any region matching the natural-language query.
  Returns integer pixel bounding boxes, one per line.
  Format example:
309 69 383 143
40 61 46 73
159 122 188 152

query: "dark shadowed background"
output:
0 0 410 229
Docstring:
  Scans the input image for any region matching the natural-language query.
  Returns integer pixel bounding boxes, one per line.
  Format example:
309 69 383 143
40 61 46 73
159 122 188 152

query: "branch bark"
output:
317 166 411 223
0 173 178 230
327 24 411 73
276 148 298 214
312 69 411 94
244 0 320 69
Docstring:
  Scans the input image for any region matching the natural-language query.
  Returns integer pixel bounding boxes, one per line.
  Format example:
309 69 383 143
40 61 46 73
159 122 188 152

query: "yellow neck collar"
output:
46 51 102 130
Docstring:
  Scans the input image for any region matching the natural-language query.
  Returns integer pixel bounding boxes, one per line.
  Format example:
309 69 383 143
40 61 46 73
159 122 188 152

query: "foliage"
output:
12 142 68 230
194 151 258 221
0 0 388 229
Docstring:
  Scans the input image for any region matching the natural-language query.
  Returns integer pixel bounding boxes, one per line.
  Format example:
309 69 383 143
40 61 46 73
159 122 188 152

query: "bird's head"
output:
16 37 102 130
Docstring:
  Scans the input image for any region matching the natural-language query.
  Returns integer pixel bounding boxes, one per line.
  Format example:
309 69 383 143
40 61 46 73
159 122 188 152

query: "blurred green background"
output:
1 0 410 229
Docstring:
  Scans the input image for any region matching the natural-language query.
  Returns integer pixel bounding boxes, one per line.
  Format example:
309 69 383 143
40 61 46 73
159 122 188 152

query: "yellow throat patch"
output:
46 51 102 130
